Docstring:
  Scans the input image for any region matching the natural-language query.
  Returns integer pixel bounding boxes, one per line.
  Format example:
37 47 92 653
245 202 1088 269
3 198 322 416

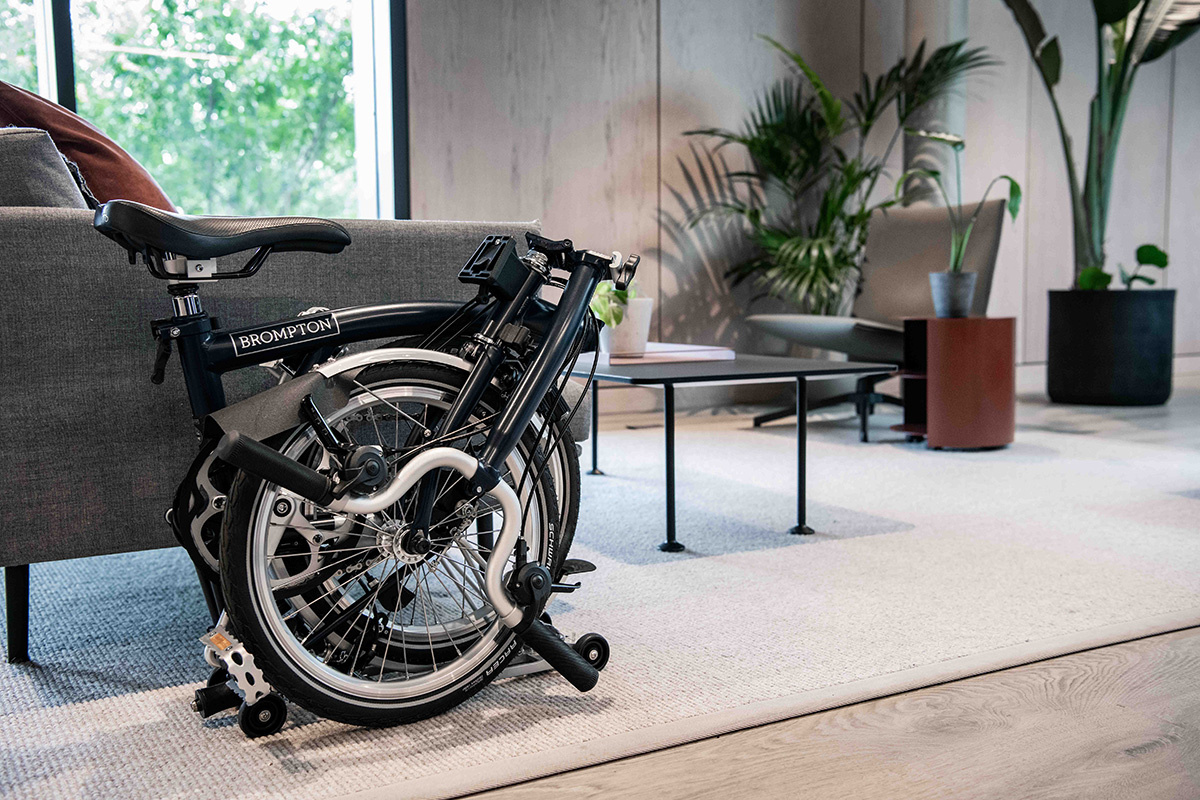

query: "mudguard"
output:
202 370 355 443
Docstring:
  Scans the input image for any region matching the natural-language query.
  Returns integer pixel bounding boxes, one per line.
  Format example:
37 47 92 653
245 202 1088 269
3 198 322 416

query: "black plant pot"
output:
1047 289 1175 406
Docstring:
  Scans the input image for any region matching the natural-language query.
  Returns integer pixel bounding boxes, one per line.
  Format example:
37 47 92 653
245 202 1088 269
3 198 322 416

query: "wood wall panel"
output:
406 0 658 302
1106 55 1172 296
1169 38 1200 355
963 0 1030 362
861 0 906 208
405 0 1194 405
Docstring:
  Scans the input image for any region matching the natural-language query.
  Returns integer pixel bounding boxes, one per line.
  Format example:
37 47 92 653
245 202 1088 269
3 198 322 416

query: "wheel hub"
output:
378 521 426 565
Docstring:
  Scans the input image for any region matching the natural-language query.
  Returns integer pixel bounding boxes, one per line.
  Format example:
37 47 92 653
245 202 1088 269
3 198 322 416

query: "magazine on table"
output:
587 342 736 366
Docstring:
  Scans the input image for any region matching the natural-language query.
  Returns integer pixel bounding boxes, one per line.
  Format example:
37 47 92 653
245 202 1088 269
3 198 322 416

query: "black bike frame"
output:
162 270 594 437
161 299 464 419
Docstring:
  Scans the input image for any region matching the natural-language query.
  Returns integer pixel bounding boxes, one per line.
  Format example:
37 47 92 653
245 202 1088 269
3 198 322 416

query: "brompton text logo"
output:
230 313 341 356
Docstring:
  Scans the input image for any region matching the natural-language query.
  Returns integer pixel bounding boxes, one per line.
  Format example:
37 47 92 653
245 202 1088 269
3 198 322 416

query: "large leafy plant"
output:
687 37 994 314
1002 0 1199 289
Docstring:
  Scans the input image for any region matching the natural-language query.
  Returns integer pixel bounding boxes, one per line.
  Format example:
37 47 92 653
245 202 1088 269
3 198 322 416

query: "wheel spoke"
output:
413 565 440 671
419 563 466 659
347 556 397 674
282 557 383 623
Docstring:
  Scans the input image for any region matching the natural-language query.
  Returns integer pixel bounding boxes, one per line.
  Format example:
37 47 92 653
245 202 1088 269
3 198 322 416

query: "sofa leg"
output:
5 564 30 663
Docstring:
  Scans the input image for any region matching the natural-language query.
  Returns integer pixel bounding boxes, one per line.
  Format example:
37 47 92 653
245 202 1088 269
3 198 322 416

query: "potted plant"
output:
687 37 995 314
1003 0 1196 405
896 130 1021 318
590 281 654 356
1050 243 1174 404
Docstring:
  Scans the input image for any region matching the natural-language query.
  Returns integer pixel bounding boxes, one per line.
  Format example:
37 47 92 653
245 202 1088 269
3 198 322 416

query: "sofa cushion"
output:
0 81 175 211
0 127 88 208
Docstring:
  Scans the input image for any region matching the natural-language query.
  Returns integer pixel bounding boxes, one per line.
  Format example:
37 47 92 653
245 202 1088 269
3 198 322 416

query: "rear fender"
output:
202 370 354 443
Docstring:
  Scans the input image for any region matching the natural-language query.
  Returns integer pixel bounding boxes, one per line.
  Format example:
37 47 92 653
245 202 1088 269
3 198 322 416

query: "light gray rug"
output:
3 402 1200 800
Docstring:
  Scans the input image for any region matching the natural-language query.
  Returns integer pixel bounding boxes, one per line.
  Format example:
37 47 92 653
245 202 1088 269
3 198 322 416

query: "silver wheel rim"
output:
248 382 548 701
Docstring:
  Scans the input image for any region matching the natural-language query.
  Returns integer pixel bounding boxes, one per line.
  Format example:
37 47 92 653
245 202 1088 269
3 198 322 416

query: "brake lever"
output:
150 335 172 385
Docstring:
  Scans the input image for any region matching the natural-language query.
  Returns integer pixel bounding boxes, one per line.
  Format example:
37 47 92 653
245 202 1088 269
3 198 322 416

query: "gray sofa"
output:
0 205 542 661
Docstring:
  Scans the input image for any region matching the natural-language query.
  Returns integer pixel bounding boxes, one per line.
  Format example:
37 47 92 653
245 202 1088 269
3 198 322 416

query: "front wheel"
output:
220 362 561 726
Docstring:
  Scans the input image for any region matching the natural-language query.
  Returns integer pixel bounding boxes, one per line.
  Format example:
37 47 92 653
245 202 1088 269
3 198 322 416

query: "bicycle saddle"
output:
94 199 352 260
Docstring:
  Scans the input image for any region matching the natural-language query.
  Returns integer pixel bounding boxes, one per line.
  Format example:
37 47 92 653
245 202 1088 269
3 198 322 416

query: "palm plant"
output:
687 37 995 314
1002 0 1200 288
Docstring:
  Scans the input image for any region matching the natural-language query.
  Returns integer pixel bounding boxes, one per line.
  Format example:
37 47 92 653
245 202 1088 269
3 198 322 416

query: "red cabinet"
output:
893 317 1015 450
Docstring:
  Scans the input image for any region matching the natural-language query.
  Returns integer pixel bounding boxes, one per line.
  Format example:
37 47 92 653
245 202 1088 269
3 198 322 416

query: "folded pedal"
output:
560 558 597 576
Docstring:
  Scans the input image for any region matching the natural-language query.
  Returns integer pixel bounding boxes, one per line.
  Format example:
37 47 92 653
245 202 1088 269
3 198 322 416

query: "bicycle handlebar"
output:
518 617 600 692
523 231 639 290
215 431 335 506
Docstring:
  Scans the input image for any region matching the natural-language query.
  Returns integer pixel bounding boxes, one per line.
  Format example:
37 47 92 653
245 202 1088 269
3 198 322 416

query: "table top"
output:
572 353 895 386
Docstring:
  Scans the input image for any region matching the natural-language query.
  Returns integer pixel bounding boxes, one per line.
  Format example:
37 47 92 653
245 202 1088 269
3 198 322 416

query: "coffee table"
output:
572 354 895 551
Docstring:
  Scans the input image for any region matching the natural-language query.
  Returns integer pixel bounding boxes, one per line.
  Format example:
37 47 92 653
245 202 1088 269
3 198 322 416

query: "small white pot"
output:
599 296 654 356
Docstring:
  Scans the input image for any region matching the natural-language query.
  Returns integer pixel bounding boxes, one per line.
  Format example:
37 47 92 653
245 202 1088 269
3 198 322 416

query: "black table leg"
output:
5 564 30 663
588 379 603 475
659 383 684 552
789 377 815 535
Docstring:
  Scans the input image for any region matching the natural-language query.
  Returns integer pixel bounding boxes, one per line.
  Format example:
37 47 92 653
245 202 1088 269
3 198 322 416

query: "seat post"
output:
162 282 226 418
169 282 204 317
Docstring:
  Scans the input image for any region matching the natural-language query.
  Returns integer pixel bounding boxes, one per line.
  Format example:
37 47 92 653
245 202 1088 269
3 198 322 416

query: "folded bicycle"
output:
94 200 633 736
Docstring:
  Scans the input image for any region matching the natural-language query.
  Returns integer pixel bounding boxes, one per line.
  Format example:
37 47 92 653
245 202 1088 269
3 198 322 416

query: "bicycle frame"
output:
161 290 573 422
160 297 462 419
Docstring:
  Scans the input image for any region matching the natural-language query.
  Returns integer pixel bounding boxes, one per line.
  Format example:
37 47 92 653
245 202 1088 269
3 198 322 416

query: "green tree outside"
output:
0 0 39 90
3 0 358 217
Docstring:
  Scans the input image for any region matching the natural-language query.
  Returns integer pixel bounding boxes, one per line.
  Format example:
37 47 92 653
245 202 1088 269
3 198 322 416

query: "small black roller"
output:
573 633 610 671
237 693 288 738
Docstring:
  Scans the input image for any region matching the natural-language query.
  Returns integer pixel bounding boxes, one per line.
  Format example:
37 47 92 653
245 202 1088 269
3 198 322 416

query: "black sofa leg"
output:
5 564 30 663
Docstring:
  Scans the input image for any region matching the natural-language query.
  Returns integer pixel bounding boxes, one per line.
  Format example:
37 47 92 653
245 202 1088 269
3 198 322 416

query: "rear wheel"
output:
221 362 562 726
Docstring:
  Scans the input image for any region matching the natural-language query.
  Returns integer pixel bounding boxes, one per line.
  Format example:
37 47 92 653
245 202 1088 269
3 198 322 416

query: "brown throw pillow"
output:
0 81 175 211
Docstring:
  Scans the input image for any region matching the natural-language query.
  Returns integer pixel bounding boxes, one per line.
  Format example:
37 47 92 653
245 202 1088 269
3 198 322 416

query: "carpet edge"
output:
335 607 1200 800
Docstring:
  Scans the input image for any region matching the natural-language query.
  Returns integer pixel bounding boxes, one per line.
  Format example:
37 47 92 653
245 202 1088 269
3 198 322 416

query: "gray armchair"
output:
748 199 1006 440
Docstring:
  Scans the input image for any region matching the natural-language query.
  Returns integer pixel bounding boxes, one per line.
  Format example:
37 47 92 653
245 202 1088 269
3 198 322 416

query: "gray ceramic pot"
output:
929 271 977 318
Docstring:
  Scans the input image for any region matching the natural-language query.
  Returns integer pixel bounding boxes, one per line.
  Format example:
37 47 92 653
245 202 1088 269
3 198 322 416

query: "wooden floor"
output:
469 627 1200 799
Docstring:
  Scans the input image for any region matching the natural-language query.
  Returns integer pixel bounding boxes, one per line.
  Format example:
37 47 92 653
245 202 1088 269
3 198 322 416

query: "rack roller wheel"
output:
573 633 610 671
206 667 230 688
237 692 288 738
193 681 241 719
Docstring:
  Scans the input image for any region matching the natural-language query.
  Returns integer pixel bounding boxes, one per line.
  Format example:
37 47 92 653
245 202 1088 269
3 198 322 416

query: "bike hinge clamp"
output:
468 462 502 496
200 613 273 706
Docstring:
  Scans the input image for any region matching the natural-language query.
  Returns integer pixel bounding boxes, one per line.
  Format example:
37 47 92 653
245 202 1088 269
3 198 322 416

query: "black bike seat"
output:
94 199 352 259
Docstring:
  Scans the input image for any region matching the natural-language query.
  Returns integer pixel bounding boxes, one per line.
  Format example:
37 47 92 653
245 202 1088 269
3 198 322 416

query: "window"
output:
2 0 394 218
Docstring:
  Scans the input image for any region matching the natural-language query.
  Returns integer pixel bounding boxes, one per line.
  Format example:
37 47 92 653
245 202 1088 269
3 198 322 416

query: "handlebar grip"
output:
518 618 600 692
215 431 335 506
